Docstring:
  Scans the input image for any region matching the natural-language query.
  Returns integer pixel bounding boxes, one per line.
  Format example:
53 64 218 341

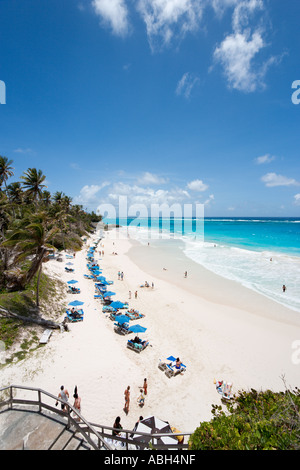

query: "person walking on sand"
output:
124 386 130 414
129 290 131 299
73 386 81 420
135 291 138 299
143 378 148 396
184 271 187 278
56 385 69 412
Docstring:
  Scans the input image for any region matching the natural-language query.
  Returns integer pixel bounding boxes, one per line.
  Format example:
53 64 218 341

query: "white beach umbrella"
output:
132 416 177 448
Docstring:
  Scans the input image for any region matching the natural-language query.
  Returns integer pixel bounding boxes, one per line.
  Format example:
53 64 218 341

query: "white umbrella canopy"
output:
132 416 178 448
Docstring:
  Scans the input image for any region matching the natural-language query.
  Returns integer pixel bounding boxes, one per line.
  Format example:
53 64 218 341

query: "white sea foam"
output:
123 225 300 313
182 238 300 313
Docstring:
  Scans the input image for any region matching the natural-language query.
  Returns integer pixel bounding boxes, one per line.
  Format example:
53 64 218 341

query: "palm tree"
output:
6 182 23 205
20 168 47 207
41 190 52 208
0 156 14 193
2 212 58 306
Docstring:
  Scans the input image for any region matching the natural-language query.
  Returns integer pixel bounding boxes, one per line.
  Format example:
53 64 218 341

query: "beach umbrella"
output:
110 301 125 309
129 324 147 334
66 262 73 266
103 291 115 298
67 280 78 284
114 315 130 325
68 300 84 306
132 416 177 449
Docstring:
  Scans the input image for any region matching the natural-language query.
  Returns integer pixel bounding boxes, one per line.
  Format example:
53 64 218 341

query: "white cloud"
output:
92 0 130 36
255 154 276 164
137 171 167 185
294 194 300 205
176 72 200 98
214 29 265 93
204 194 214 205
74 182 110 206
187 179 208 192
232 0 263 33
213 0 279 93
14 148 33 154
261 173 300 188
136 0 204 50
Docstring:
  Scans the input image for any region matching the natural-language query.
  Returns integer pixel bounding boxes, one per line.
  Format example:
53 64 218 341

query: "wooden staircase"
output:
0 409 92 450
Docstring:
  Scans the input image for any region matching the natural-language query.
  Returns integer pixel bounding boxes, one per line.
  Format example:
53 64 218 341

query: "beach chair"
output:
114 323 130 335
165 362 186 378
216 381 233 401
65 267 74 273
127 339 149 353
158 356 186 378
125 310 144 321
158 359 168 371
68 286 80 294
102 306 116 313
65 309 84 322
216 380 233 401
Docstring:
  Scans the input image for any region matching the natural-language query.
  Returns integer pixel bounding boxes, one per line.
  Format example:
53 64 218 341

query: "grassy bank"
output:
0 270 65 365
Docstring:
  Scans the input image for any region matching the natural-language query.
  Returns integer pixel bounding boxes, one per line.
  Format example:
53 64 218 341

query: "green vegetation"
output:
189 386 300 450
0 156 102 359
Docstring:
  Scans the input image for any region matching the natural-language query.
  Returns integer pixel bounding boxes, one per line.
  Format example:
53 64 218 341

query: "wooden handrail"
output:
0 385 192 450
0 384 112 450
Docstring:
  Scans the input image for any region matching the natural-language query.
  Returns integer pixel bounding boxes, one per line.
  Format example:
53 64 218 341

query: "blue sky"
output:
0 0 299 216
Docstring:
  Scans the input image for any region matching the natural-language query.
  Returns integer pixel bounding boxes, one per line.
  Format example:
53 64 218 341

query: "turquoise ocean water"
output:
104 217 300 312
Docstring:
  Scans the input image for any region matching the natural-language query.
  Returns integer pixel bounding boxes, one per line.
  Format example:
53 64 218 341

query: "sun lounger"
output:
125 310 145 321
114 323 130 335
165 363 186 378
68 286 80 294
158 356 186 377
65 267 74 272
216 381 233 400
65 309 84 322
127 339 149 353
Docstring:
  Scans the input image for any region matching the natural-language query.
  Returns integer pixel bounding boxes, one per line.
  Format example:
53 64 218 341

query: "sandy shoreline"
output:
1 229 300 436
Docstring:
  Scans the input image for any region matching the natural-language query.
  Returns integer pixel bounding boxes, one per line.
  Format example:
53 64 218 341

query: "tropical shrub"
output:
189 387 300 450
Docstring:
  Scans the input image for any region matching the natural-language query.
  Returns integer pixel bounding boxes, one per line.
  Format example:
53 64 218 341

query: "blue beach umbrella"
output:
103 291 116 298
129 324 147 334
114 315 130 325
66 262 73 266
68 300 84 306
110 301 125 309
67 280 78 284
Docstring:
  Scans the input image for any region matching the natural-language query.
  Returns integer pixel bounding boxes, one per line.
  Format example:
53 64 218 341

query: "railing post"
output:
38 390 42 413
67 405 71 429
9 386 13 409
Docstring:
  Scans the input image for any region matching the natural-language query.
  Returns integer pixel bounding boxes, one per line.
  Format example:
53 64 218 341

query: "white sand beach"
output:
1 228 300 436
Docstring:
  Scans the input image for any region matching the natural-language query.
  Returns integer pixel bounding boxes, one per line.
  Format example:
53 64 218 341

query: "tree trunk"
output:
24 247 47 287
0 305 61 329
36 264 42 308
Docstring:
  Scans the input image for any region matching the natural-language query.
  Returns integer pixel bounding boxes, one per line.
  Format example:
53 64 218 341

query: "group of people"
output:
118 271 124 280
112 415 144 438
123 379 148 415
128 290 138 299
55 385 81 420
